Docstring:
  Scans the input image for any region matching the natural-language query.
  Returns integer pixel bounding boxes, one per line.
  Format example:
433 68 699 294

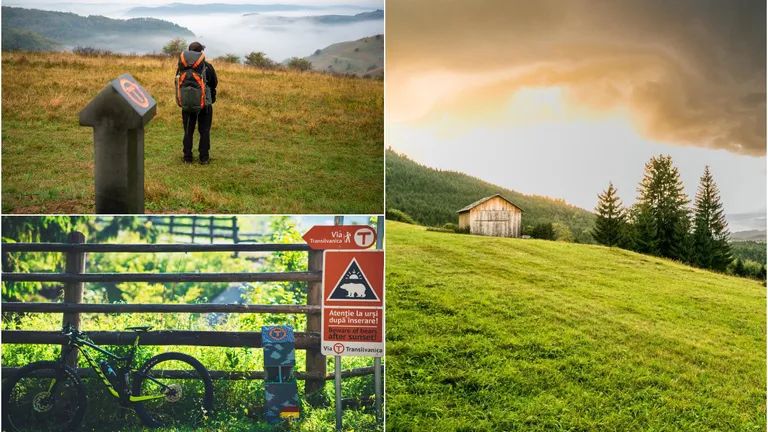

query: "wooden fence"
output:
141 216 264 245
1 232 379 406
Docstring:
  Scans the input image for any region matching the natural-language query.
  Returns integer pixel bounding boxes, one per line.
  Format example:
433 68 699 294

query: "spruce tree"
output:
635 155 690 260
692 166 732 272
592 182 629 247
630 203 657 254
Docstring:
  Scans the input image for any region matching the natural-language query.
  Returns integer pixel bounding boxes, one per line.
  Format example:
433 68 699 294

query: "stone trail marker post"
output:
79 73 156 214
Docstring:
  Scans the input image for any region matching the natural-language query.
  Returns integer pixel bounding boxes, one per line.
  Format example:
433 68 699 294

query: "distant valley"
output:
125 3 373 17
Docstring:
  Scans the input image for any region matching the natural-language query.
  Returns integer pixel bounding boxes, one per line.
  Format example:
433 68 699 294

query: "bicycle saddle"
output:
125 326 153 333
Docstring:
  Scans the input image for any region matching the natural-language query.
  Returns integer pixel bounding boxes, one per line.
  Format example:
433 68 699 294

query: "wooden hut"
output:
457 194 523 238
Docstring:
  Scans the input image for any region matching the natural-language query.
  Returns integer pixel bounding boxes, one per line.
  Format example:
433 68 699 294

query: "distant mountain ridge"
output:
245 9 383 24
126 3 373 16
731 230 766 242
386 150 596 243
304 34 383 77
2 6 194 48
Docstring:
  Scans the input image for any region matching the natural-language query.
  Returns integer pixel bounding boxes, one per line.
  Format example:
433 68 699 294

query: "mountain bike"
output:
2 324 214 432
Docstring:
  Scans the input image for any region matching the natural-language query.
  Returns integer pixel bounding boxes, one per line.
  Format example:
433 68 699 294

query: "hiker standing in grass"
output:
176 41 218 164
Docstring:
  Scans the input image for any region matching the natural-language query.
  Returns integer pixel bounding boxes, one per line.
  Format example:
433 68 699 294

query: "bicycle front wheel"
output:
2 361 87 432
131 352 213 428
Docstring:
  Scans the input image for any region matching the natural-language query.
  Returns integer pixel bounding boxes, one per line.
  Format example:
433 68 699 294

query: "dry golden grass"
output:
2 51 384 214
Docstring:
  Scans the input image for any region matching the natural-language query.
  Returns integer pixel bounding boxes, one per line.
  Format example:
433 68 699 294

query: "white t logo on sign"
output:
353 227 375 248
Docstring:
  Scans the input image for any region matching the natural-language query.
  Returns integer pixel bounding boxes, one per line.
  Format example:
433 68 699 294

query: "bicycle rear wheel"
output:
2 361 87 432
131 352 213 428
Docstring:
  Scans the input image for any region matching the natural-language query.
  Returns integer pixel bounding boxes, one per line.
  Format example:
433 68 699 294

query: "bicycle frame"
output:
56 332 169 404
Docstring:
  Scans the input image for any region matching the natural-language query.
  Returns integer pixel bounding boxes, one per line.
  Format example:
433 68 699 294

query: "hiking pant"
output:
182 106 212 161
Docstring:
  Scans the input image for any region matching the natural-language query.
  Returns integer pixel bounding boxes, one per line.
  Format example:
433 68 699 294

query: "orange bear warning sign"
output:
321 250 384 357
323 250 383 308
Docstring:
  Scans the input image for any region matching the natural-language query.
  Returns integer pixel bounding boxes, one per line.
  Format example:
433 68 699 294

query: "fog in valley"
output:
5 2 384 61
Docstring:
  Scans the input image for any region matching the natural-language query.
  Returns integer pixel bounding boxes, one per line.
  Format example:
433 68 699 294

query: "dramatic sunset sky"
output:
387 0 766 230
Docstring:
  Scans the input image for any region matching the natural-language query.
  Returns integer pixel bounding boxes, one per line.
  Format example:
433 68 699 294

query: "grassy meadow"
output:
1 51 383 214
385 221 766 431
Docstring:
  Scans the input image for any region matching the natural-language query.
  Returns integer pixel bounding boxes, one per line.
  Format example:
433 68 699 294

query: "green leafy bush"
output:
244 51 277 69
286 57 312 71
162 37 186 57
216 53 240 64
385 209 416 225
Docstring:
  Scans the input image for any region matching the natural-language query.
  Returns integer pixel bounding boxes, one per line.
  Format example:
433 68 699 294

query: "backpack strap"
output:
191 53 205 69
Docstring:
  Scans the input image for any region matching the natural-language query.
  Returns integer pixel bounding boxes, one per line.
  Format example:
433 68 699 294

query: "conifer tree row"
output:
592 155 739 277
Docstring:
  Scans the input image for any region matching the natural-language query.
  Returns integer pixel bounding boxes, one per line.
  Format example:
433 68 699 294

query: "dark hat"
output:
189 41 205 52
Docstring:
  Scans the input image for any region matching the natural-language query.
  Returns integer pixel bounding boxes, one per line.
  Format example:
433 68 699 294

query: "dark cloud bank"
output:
387 0 766 156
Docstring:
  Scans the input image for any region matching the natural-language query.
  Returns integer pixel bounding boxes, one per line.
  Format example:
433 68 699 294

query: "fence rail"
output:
3 272 320 283
0 233 340 405
2 243 309 253
2 365 382 381
2 303 321 314
2 330 319 348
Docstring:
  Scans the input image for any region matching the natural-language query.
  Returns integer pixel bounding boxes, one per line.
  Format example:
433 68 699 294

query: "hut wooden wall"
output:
467 196 522 238
458 212 470 229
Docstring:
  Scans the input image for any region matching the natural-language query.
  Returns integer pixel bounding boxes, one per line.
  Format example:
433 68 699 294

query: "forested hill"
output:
2 27 61 52
2 7 194 47
386 150 596 242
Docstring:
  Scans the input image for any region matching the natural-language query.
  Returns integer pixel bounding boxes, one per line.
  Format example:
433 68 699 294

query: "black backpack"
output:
175 50 212 113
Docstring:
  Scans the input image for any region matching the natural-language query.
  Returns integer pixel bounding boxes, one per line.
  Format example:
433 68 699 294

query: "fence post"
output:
305 249 326 406
62 231 87 368
209 216 215 244
191 216 197 244
232 217 239 258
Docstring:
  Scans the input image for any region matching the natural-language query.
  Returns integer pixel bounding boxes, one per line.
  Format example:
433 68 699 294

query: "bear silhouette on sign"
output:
327 259 379 301
339 283 366 297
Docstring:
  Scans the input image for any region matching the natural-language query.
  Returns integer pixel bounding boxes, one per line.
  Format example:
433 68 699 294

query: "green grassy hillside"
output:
386 150 595 242
386 221 766 431
305 35 383 78
1 51 383 213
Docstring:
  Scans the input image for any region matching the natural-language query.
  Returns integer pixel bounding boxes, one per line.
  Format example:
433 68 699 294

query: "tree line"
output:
591 155 765 281
162 38 313 71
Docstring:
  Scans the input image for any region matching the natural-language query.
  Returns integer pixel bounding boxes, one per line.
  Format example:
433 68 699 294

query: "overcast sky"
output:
387 0 766 226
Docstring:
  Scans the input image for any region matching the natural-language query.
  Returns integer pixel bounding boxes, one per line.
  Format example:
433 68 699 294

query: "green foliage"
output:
216 53 240 64
2 217 158 301
286 57 313 71
634 155 690 260
244 51 277 69
72 45 113 56
552 222 573 242
425 227 455 233
530 222 555 240
730 241 766 265
592 182 631 247
386 150 595 243
2 7 194 44
2 27 61 52
386 221 766 431
385 208 416 225
692 166 732 272
163 37 187 57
